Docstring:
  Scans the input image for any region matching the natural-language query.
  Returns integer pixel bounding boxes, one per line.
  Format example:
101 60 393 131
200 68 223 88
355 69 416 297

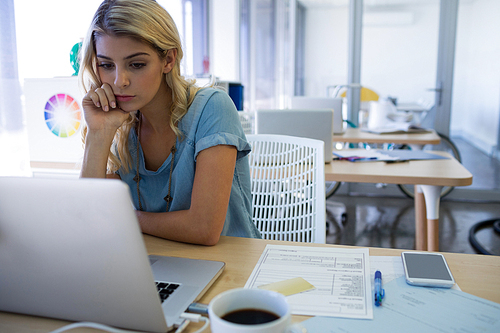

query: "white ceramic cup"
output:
367 100 397 129
208 288 292 333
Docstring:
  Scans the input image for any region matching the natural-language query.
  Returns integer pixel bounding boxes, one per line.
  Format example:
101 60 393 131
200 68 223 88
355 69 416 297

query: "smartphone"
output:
401 252 455 288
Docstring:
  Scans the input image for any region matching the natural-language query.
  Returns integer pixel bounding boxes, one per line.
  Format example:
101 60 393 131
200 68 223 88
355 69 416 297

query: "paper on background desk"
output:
361 122 431 134
333 149 448 162
333 149 399 161
300 275 500 333
244 245 373 319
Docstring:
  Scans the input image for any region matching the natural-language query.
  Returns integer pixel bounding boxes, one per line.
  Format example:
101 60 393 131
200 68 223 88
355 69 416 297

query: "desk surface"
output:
333 127 441 145
325 151 472 187
395 103 429 112
1 236 499 333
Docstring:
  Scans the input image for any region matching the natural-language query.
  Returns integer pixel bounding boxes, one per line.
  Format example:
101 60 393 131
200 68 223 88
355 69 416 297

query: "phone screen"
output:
403 253 453 281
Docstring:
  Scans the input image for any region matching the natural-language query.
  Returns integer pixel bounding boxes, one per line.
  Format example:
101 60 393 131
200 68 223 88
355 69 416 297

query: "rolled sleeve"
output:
192 89 251 161
195 132 251 161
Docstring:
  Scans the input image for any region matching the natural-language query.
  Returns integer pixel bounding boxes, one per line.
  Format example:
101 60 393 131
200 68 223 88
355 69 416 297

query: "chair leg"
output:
326 201 347 230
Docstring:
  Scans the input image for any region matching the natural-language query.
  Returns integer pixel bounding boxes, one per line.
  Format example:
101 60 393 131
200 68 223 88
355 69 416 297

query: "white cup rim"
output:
208 288 290 329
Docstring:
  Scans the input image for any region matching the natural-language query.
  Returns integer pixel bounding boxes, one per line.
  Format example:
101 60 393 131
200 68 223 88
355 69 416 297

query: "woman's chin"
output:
117 105 137 113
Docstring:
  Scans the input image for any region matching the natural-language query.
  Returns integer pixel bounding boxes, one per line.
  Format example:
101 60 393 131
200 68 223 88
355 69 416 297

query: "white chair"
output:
238 111 255 134
246 134 326 243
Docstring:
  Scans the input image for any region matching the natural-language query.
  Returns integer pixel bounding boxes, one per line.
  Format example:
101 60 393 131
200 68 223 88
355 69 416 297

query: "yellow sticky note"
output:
258 277 315 296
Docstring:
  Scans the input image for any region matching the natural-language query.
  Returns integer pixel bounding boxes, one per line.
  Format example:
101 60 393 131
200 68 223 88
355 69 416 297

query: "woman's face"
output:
95 34 171 112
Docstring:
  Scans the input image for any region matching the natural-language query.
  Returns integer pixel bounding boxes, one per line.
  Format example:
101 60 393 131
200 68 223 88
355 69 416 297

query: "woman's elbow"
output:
197 218 224 246
201 233 220 246
196 225 221 246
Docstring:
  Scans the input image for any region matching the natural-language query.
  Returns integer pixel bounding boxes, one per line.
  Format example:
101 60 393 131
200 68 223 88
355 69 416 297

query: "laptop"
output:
0 177 225 332
256 108 334 163
290 96 344 134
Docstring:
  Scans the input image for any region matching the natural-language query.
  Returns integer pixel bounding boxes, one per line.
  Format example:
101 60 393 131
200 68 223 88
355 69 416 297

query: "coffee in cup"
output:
208 288 291 333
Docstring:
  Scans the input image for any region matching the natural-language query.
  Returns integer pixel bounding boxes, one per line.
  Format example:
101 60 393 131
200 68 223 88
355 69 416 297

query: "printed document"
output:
299 276 500 333
244 245 373 319
361 122 430 134
333 149 447 162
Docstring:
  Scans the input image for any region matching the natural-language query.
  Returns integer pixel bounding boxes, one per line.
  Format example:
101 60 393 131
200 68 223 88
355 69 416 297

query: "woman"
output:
79 0 260 245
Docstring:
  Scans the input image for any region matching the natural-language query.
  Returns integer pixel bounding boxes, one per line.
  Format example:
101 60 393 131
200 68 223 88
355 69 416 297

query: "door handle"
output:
427 82 443 106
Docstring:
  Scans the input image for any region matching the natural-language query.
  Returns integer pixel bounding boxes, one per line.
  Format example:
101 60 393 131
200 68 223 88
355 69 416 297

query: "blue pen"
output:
374 270 385 306
356 157 378 162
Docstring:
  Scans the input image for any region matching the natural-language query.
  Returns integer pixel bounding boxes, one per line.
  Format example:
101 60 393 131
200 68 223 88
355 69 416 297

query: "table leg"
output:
414 185 427 250
420 185 443 252
410 144 428 251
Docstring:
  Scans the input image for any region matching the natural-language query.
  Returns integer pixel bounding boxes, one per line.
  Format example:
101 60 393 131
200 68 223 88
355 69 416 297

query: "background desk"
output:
332 127 441 146
395 103 430 124
1 236 498 333
325 152 472 251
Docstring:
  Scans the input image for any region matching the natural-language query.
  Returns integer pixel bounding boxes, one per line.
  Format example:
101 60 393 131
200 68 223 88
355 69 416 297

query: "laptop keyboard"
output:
155 281 180 303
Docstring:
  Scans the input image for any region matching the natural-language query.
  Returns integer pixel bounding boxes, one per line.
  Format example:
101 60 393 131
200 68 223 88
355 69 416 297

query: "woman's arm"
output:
136 144 237 246
80 84 130 178
80 129 116 178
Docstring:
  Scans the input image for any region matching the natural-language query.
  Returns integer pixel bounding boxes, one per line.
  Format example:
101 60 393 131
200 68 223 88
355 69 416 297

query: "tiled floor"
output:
325 137 500 255
325 195 500 255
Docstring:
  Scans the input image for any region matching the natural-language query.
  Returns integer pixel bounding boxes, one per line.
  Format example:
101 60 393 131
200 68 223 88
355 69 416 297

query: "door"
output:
294 0 448 129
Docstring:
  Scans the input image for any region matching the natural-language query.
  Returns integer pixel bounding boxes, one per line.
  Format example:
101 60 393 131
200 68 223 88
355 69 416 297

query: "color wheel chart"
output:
44 94 82 137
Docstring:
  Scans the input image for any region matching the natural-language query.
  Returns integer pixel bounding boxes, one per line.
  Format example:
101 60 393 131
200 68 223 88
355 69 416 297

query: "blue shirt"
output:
118 88 261 239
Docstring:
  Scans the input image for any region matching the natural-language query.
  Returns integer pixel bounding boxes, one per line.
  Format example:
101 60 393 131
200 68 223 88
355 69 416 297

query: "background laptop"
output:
0 177 225 332
290 96 344 134
256 108 334 163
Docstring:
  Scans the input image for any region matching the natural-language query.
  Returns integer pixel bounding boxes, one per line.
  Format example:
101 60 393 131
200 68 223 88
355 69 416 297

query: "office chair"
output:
246 134 326 243
340 86 379 123
339 86 379 102
238 111 255 135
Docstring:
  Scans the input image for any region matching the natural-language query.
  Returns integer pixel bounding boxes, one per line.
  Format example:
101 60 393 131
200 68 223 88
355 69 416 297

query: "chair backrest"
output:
246 134 326 243
339 86 379 102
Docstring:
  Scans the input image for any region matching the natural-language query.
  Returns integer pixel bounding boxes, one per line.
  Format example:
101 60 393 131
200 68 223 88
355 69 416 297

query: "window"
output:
0 0 209 176
239 0 297 111
183 0 210 77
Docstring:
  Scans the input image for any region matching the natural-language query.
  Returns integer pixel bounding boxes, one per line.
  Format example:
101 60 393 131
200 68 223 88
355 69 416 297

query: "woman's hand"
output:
82 83 130 133
80 83 131 179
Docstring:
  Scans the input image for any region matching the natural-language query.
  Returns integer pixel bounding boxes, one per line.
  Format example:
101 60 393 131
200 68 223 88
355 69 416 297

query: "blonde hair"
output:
79 0 204 173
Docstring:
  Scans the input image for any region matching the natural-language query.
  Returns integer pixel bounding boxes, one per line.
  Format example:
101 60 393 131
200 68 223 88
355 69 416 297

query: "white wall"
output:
451 0 500 154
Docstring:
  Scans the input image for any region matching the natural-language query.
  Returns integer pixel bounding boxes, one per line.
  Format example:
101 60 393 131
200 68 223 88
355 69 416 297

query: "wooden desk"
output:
395 103 429 113
1 236 499 333
333 127 441 145
325 151 473 251
329 129 468 252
